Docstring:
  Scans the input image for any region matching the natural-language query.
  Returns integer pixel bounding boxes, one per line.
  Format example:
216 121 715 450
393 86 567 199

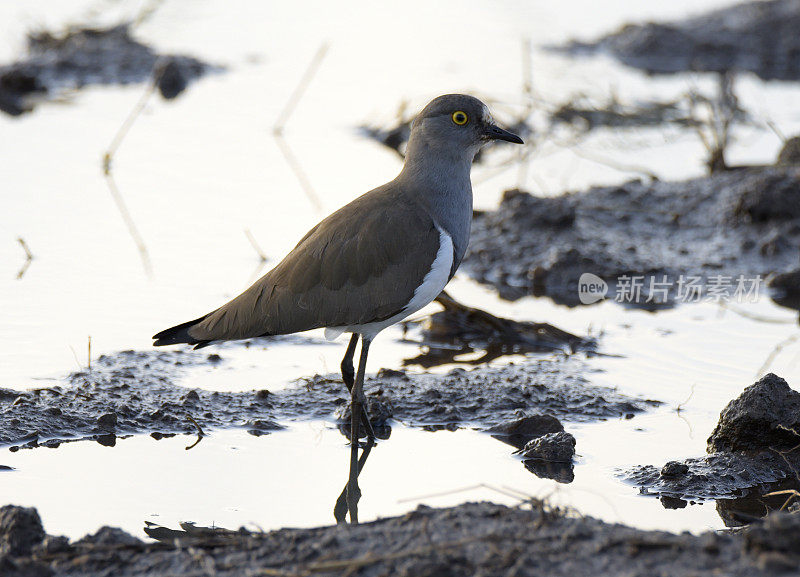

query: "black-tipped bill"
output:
485 124 524 144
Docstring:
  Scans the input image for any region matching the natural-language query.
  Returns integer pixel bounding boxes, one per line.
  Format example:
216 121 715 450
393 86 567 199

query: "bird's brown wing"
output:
185 184 440 343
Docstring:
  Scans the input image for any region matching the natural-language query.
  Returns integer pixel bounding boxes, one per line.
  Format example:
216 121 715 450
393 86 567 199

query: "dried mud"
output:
0 348 659 450
3 501 799 576
464 167 800 306
556 0 800 81
0 24 214 116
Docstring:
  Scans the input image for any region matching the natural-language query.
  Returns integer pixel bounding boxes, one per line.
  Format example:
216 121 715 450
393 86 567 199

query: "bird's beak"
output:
484 124 524 144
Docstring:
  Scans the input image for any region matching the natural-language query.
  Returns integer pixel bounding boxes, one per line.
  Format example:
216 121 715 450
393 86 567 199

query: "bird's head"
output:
407 94 523 161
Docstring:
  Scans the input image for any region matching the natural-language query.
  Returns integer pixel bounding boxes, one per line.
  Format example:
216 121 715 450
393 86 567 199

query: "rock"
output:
486 414 565 449
245 419 284 437
708 373 800 452
777 136 800 166
660 461 689 478
517 431 576 462
0 506 45 556
96 413 117 432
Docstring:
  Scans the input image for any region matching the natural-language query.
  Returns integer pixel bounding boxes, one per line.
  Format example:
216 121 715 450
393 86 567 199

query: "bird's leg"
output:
347 335 371 524
340 333 358 391
341 333 375 441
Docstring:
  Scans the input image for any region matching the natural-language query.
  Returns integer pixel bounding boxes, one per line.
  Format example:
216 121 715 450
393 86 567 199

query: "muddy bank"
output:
464 167 800 306
0 348 658 450
0 24 214 116
623 374 800 525
556 0 800 81
3 501 799 576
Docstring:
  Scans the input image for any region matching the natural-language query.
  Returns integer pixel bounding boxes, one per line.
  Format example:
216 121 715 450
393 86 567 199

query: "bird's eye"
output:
451 111 468 125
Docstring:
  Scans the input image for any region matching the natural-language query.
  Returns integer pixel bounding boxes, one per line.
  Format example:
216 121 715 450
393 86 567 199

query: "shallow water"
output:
2 0 800 540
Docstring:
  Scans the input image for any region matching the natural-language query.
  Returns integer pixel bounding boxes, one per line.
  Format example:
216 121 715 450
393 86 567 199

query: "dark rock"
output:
96 413 117 431
708 373 800 452
486 414 564 450
769 267 800 310
245 419 284 436
517 431 576 462
0 506 45 556
660 461 690 478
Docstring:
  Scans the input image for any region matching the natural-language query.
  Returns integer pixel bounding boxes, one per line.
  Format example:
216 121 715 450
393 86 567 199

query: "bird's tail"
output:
152 314 213 349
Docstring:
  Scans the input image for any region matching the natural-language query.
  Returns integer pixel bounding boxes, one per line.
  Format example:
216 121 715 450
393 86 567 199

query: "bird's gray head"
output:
407 94 523 162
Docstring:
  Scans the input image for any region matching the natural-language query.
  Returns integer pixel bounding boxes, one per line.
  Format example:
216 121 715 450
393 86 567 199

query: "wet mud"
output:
0 24 214 116
623 374 800 525
0 348 658 451
556 0 800 81
3 501 799 576
401 291 594 368
464 167 800 306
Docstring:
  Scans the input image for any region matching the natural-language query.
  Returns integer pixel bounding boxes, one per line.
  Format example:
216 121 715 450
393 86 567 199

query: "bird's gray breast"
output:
422 185 473 277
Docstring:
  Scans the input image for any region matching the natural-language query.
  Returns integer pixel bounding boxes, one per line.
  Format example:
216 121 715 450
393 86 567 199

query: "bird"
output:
152 94 523 522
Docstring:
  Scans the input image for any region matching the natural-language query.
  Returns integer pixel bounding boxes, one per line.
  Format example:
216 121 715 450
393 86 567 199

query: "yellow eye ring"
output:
451 111 468 125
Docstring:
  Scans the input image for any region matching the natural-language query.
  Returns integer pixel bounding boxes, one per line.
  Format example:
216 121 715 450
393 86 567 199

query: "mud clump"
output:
556 0 800 81
708 373 800 452
465 169 800 305
517 431 576 463
623 374 800 524
486 414 564 450
0 349 659 450
5 502 797 576
0 506 45 557
0 24 214 116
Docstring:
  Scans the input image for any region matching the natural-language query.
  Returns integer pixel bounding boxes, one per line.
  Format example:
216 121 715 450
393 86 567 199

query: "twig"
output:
244 229 268 262
675 384 696 414
87 336 92 371
568 147 660 181
719 301 796 324
102 63 168 278
273 43 330 135
16 237 34 279
104 171 153 276
185 414 205 450
271 43 329 213
187 414 205 437
757 333 800 378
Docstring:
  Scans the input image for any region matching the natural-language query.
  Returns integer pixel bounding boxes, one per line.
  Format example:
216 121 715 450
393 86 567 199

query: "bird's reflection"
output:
333 436 377 524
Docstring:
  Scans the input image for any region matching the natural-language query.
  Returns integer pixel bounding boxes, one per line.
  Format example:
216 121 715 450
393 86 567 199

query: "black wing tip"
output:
152 315 210 348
